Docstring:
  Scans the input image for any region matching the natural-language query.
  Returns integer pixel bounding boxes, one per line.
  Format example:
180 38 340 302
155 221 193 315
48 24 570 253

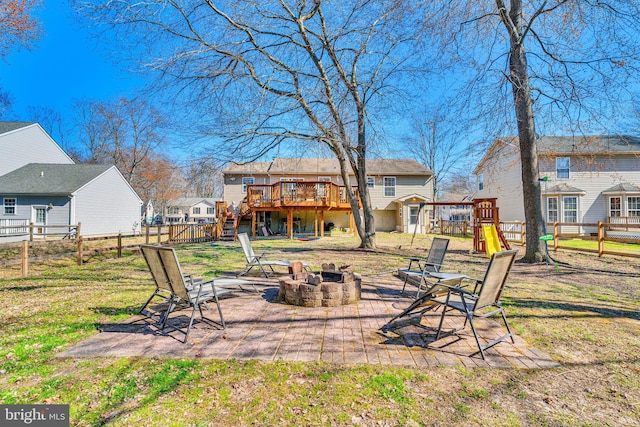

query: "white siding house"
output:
474 135 640 236
0 164 143 239
0 122 73 176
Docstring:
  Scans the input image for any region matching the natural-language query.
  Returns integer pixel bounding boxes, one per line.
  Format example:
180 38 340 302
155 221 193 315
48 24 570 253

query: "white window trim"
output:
3 197 17 215
562 195 578 223
32 205 47 225
383 176 396 197
546 196 558 223
556 157 570 179
242 177 255 193
609 196 622 217
367 177 375 188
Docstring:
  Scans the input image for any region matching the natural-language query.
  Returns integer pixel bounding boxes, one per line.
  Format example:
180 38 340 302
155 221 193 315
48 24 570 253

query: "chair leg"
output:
435 292 452 340
501 310 515 344
467 317 486 360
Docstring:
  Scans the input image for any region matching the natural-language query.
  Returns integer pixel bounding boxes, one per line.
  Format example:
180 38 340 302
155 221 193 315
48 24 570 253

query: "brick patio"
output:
57 274 560 369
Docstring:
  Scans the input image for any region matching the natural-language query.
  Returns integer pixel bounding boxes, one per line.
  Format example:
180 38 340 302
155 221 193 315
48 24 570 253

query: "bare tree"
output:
26 105 66 146
74 0 432 248
183 157 224 198
0 0 41 59
431 1 640 261
407 102 475 202
75 97 167 185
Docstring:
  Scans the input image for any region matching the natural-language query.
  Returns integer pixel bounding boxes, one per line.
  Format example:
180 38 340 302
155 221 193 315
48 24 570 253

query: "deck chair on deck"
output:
139 245 251 343
237 232 308 277
432 249 518 359
398 237 450 298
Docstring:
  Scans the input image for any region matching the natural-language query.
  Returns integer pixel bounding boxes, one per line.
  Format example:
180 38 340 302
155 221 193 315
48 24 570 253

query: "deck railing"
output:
247 181 358 209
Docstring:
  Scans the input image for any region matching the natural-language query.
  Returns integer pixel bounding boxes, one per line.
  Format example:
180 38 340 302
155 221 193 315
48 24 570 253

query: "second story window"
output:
193 207 201 214
556 157 570 179
384 177 396 197
367 177 375 188
207 207 214 215
3 198 16 214
477 174 484 191
242 177 254 193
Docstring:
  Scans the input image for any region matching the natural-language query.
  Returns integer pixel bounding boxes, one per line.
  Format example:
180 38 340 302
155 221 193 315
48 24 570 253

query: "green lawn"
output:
1 233 638 426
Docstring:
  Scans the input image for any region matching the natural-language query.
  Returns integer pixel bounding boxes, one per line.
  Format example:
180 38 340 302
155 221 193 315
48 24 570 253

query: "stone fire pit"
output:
278 262 361 307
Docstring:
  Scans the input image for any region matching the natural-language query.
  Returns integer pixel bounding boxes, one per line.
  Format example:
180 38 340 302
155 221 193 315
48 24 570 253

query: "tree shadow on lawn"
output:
508 298 640 320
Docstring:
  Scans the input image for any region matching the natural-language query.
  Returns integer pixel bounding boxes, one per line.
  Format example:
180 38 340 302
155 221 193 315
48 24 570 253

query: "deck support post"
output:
320 210 325 237
287 209 293 240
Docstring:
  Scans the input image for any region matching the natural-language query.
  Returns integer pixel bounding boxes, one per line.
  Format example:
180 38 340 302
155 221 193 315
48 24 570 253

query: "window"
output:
3 198 16 215
169 207 180 215
367 177 375 189
383 177 396 197
409 206 419 226
242 177 254 193
318 177 331 182
193 207 201 215
609 197 621 217
563 196 577 223
556 157 570 179
628 197 640 217
547 197 558 222
477 174 484 191
207 207 214 215
34 207 46 225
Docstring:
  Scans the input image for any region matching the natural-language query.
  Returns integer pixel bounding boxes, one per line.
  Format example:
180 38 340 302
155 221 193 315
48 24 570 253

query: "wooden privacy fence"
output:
500 221 640 258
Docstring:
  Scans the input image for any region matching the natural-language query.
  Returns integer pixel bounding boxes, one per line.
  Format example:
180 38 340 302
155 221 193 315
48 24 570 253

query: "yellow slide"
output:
482 224 502 258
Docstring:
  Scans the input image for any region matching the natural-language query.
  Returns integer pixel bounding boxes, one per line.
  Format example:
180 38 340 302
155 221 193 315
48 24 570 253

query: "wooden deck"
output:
247 181 358 211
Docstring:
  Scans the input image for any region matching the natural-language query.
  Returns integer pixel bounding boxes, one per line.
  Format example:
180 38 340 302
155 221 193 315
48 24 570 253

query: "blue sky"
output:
0 4 144 139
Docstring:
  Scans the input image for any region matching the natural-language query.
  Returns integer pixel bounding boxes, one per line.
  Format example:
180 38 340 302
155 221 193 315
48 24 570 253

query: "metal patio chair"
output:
432 249 519 359
237 232 308 277
398 237 450 298
139 245 252 343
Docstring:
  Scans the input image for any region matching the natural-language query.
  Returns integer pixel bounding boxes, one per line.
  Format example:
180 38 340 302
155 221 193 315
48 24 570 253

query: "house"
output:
474 135 640 237
0 163 143 239
164 197 220 224
0 122 74 176
436 193 475 222
223 157 434 235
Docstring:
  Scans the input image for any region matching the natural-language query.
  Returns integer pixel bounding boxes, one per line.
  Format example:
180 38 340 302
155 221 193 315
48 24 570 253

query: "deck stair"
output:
220 217 236 241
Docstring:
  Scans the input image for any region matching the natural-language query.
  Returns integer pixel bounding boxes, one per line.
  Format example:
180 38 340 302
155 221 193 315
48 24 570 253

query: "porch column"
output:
320 210 325 237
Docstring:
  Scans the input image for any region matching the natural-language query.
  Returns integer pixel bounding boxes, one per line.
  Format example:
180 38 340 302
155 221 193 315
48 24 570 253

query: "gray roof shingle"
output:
0 163 112 194
224 157 432 176
0 121 35 135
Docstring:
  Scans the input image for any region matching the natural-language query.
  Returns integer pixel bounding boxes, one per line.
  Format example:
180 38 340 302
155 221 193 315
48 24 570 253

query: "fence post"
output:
76 222 82 239
145 224 150 244
29 222 34 241
117 233 122 258
520 222 525 244
21 240 28 277
157 225 162 244
598 221 604 256
77 236 83 265
553 222 559 250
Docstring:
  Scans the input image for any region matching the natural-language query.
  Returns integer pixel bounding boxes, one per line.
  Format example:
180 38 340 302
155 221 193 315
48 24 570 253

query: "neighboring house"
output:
0 164 143 240
164 197 220 224
474 135 640 237
436 193 475 222
223 157 434 234
0 122 74 176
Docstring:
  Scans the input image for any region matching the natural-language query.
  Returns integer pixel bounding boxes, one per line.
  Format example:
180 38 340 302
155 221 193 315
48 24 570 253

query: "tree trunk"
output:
507 2 546 262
